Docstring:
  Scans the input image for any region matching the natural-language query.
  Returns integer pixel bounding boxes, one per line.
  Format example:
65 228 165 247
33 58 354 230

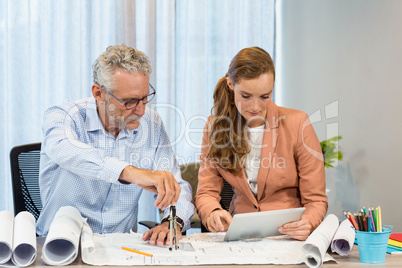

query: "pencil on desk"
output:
122 247 153 257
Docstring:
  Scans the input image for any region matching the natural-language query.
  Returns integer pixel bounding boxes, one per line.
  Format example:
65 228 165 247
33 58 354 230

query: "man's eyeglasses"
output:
101 84 156 110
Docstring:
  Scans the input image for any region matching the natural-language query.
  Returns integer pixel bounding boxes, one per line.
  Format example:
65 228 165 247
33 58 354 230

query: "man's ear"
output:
92 84 104 102
226 77 234 90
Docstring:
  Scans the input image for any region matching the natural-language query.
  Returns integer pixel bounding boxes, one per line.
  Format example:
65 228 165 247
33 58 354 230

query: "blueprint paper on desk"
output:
81 219 337 267
82 232 306 266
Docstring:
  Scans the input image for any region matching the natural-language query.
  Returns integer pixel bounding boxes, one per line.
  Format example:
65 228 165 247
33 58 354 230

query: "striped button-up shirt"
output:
36 97 194 236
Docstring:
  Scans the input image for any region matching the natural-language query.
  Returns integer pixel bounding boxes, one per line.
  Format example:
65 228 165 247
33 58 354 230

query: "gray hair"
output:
92 44 152 90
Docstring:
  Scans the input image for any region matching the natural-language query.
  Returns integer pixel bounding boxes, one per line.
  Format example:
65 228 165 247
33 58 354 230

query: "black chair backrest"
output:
219 180 234 211
10 142 42 221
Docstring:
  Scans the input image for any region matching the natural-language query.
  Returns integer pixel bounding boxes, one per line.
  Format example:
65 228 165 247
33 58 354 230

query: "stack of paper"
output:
0 211 37 267
388 233 402 254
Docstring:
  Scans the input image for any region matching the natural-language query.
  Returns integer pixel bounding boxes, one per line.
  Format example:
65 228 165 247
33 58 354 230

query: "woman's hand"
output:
278 218 313 241
206 209 232 232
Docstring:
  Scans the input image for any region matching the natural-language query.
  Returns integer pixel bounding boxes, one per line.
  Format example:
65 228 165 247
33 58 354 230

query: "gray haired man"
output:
37 44 194 246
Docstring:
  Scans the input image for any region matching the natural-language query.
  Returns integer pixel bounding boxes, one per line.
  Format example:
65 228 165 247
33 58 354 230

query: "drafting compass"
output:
168 206 179 251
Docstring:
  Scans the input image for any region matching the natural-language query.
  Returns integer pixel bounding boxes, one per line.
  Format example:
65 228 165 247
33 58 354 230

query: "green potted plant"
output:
320 136 343 168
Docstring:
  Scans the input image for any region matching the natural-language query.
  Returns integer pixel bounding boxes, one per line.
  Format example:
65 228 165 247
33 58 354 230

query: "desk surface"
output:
34 237 402 267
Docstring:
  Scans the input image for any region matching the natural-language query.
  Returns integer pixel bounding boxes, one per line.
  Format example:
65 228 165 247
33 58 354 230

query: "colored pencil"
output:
362 205 368 216
375 207 380 232
362 215 367 231
378 206 382 232
371 207 377 231
345 205 383 232
369 208 376 232
357 213 363 231
343 211 355 228
122 247 153 257
348 211 359 230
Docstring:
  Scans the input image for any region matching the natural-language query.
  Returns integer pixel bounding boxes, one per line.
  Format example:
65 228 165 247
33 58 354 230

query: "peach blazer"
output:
195 101 328 231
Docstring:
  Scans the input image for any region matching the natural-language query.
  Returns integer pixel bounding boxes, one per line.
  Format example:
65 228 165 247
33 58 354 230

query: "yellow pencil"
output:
378 206 382 232
122 246 153 257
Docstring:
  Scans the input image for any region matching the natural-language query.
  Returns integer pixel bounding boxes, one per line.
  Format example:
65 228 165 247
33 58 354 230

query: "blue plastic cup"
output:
355 225 392 263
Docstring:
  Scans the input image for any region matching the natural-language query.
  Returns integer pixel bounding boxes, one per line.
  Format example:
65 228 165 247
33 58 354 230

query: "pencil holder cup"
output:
355 225 392 263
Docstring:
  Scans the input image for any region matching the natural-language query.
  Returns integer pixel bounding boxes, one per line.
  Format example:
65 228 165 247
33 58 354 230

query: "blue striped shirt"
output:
36 97 194 236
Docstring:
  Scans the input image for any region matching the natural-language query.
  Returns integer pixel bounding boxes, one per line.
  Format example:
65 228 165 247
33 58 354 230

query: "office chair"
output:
10 142 42 221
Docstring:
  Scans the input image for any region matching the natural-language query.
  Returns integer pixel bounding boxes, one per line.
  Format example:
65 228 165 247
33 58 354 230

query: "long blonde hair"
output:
206 47 275 173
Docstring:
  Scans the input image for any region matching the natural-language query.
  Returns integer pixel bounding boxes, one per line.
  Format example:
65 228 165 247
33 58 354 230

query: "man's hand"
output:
206 209 232 232
119 166 181 210
278 218 313 241
142 222 182 246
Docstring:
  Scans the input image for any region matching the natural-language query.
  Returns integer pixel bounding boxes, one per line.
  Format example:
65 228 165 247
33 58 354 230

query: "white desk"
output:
33 237 402 267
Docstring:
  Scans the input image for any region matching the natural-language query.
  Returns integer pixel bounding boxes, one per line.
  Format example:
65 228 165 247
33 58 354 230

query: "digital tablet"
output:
223 207 306 241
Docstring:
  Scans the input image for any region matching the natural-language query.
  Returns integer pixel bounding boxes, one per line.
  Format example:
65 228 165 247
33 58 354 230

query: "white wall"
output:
276 0 402 231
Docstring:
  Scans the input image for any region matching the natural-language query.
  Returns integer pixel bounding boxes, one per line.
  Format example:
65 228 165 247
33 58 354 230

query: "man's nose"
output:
134 101 146 116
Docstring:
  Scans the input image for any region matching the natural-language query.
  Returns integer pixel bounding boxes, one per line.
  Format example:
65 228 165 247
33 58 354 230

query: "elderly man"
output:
36 44 194 246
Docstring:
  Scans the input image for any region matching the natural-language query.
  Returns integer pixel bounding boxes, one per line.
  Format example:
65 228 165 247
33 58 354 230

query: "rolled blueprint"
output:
42 206 87 266
0 211 37 267
0 211 14 265
331 219 355 256
302 214 339 268
11 212 37 267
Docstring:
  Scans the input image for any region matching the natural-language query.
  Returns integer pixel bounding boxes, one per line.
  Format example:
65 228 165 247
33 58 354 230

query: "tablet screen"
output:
224 207 306 241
